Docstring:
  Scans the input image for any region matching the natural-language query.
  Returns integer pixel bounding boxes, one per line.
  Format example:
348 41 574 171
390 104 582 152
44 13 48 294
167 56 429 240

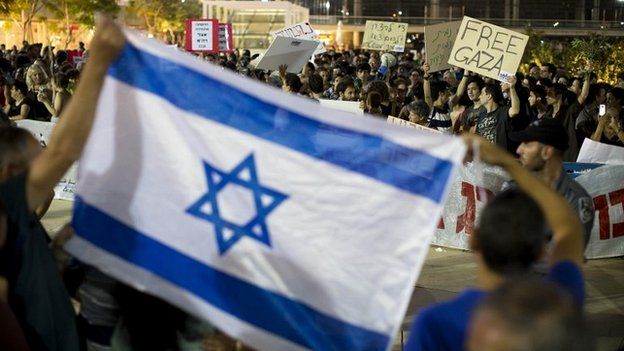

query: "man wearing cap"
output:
509 118 594 246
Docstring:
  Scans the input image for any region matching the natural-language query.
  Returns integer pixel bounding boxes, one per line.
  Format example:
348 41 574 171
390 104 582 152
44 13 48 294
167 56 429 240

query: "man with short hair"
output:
405 100 430 126
509 118 594 246
282 73 303 94
545 78 589 161
337 79 356 101
528 63 540 80
405 134 585 351
354 62 371 92
466 279 591 351
308 74 325 100
527 85 549 122
477 77 521 151
540 63 557 80
456 73 486 133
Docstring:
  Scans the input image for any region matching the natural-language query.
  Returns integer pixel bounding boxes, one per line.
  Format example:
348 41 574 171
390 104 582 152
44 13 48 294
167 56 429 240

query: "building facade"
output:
296 0 624 21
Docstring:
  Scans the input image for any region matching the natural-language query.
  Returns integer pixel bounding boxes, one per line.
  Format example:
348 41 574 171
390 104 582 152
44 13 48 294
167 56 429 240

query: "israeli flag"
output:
66 31 465 351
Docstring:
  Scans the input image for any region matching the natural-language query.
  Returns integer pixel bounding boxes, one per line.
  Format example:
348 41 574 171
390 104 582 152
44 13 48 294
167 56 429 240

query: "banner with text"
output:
432 164 624 259
185 19 219 53
218 23 234 53
387 116 441 134
271 22 325 56
447 16 528 82
424 21 461 72
362 20 408 52
576 166 624 259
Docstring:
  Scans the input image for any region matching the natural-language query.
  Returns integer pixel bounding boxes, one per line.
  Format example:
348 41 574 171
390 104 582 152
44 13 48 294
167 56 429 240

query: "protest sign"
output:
318 100 364 115
271 22 325 56
185 19 219 52
218 23 234 53
255 36 318 73
447 16 528 82
424 21 461 72
361 20 408 52
387 116 441 134
577 138 624 165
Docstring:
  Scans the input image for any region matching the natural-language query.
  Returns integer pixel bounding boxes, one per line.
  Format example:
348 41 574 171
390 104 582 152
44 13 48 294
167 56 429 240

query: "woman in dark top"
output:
3 81 36 121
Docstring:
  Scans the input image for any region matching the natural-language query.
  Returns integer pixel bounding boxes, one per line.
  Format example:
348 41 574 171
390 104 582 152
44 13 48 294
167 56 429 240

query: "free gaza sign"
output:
448 17 528 82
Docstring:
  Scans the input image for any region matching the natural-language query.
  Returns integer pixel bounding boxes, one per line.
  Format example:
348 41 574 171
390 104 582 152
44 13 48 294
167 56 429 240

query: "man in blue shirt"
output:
405 134 585 351
466 278 591 351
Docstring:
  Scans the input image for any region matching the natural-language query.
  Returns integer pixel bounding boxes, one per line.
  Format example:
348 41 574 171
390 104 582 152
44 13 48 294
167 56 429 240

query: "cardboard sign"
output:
447 16 528 82
577 138 624 165
387 116 441 134
218 23 234 53
255 36 319 73
361 20 408 52
424 21 461 72
185 19 219 52
271 22 325 55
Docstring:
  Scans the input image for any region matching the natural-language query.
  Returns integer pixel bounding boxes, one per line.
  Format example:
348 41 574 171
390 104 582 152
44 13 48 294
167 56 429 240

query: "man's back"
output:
405 260 584 351
406 289 485 351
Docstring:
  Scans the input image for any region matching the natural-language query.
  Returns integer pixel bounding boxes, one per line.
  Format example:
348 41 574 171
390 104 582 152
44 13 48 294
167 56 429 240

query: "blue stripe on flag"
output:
73 197 390 351
107 43 454 203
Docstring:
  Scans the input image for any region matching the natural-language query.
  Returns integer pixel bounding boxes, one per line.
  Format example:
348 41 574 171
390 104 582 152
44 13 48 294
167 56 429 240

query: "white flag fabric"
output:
66 30 465 351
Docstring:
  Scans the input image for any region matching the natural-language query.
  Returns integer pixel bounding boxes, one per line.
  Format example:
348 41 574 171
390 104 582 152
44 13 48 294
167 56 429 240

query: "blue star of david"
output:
186 154 288 255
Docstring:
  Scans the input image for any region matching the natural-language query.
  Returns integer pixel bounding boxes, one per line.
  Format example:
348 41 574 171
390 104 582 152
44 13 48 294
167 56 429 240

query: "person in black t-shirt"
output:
476 77 521 152
3 81 36 121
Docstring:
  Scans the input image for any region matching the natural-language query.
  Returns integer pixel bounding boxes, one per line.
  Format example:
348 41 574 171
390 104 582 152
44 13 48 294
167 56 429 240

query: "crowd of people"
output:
203 45 624 157
0 16 621 351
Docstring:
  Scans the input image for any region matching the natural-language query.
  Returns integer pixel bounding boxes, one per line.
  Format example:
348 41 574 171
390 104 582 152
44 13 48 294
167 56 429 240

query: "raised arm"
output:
422 63 433 108
454 69 470 100
26 16 125 211
591 111 610 142
463 134 584 267
507 76 520 117
577 70 590 106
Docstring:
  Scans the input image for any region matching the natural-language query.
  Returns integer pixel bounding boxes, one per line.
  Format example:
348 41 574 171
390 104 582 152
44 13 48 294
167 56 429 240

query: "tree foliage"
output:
0 0 18 15
45 0 119 48
127 0 200 43
4 0 47 41
522 28 624 84
46 0 119 27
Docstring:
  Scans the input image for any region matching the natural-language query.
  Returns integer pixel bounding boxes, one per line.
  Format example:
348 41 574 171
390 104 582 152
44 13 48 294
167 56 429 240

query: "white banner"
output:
432 164 624 259
576 166 624 259
577 138 624 165
432 162 508 249
14 120 76 201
